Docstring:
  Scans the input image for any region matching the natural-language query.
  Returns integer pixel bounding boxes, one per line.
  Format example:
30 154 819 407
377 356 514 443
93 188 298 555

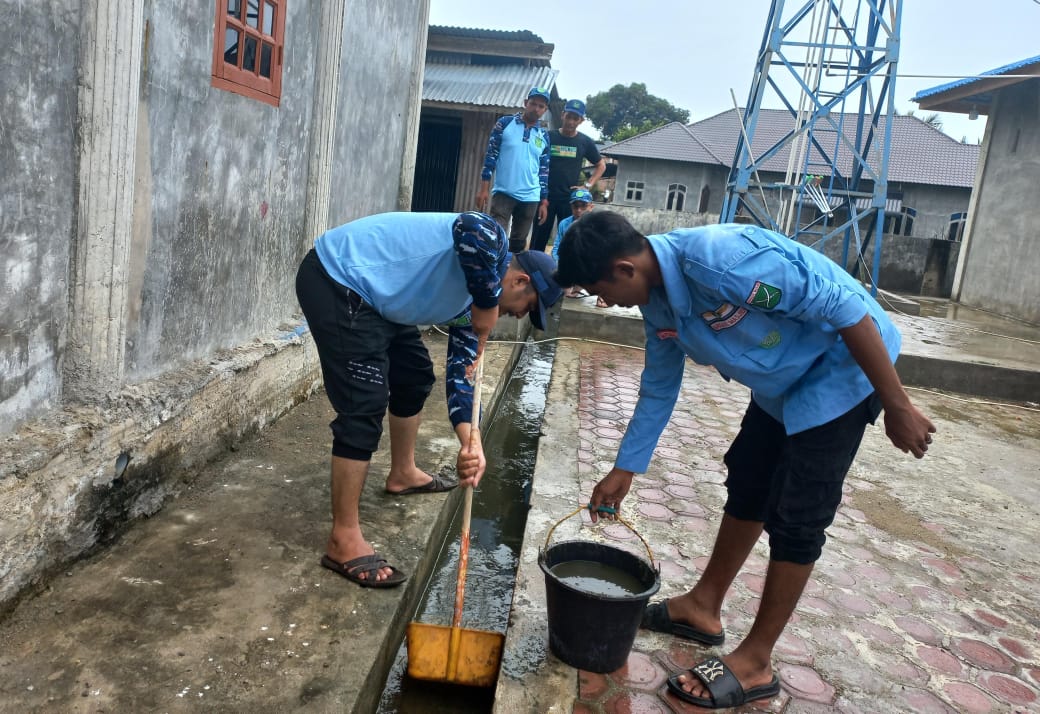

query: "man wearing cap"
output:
296 211 563 587
476 87 552 253
530 98 607 254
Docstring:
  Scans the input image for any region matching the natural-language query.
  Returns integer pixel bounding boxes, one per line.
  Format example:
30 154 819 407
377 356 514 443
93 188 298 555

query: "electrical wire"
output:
430 317 1037 413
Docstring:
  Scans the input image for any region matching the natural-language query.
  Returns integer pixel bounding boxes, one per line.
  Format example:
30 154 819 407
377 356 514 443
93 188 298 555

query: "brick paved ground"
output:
502 341 1040 713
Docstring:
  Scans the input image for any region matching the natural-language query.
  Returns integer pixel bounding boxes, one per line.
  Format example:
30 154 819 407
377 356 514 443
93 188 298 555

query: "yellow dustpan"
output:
406 357 505 688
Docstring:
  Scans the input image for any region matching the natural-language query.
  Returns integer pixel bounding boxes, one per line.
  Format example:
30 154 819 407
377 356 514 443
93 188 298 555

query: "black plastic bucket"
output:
539 539 660 673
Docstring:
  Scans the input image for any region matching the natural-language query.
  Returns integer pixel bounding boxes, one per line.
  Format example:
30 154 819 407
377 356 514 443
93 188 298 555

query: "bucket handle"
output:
543 505 657 571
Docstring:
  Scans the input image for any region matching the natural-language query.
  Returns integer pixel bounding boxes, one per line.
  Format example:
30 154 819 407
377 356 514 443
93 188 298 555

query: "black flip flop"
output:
666 656 780 708
641 600 725 645
320 554 408 588
385 471 458 496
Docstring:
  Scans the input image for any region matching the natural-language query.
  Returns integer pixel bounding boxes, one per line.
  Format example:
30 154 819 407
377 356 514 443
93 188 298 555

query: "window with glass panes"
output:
211 0 285 106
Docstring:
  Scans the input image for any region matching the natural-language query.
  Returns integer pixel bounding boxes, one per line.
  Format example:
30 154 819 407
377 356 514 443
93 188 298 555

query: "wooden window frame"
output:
211 0 286 107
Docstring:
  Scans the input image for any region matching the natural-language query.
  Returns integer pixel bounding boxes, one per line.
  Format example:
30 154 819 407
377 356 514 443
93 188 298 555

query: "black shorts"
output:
723 394 882 564
295 250 435 461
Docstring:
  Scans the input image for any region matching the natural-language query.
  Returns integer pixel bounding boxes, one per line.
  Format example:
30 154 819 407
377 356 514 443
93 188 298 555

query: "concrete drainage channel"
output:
377 338 558 713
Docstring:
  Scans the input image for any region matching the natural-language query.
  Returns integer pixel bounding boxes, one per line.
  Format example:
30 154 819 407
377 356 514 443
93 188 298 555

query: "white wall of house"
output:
956 80 1040 324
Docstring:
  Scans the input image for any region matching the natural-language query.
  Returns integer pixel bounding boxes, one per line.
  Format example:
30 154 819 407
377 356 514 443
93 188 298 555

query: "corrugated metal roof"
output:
913 55 1040 102
422 64 558 109
603 108 980 188
429 25 545 43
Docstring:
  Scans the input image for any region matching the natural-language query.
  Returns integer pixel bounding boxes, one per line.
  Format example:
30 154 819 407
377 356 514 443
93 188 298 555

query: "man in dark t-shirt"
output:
530 99 606 253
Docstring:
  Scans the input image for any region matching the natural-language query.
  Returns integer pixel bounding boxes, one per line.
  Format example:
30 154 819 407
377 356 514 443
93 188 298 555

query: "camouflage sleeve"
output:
480 115 510 182
452 212 508 310
444 320 479 427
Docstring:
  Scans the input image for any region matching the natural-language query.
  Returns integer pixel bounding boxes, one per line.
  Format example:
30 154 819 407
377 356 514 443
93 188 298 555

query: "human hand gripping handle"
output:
456 357 486 488
588 466 635 523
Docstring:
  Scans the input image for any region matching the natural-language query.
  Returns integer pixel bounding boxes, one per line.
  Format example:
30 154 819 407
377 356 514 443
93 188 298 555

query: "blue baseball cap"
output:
528 86 551 103
511 251 563 330
563 99 586 117
570 188 594 203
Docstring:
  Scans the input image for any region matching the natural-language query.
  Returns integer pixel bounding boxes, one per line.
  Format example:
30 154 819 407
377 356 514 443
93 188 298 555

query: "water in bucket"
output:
549 560 645 597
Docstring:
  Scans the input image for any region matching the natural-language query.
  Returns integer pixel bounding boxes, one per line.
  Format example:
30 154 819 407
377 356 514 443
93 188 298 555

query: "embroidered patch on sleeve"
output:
746 281 782 309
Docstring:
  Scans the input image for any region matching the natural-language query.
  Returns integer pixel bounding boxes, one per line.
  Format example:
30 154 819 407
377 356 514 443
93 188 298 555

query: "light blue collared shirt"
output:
615 223 901 474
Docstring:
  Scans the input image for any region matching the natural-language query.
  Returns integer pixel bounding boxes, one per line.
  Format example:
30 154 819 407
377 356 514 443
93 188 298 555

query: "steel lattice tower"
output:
720 0 902 294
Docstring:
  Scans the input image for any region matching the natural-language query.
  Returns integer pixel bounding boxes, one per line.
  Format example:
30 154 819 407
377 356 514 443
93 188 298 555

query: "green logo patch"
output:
746 281 782 309
759 330 782 349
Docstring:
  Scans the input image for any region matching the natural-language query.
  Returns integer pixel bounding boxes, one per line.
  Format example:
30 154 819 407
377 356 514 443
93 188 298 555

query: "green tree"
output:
585 83 689 141
903 109 943 131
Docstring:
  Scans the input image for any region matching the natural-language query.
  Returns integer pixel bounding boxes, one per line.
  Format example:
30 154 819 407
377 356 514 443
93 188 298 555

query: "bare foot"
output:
595 296 609 308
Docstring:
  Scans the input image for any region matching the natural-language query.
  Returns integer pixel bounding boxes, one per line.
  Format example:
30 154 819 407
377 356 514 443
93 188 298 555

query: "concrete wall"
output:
0 0 429 610
817 234 962 297
611 157 728 214
0 0 78 431
957 80 1040 324
598 206 718 235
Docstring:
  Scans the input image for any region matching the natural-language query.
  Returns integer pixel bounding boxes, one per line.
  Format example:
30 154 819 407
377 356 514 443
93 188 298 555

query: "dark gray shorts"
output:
295 250 435 461
723 394 882 564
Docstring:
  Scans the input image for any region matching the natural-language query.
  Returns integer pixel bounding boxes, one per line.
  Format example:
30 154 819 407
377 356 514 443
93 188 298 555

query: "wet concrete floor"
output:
1 298 1039 713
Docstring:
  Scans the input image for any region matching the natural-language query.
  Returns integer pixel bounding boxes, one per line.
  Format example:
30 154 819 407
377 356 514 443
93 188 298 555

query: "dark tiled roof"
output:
603 108 980 188
600 122 725 165
429 25 545 43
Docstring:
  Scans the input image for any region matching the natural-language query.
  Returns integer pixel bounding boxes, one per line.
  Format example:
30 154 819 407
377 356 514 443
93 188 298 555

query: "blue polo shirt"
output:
314 211 509 427
314 212 505 325
480 114 550 202
615 223 901 474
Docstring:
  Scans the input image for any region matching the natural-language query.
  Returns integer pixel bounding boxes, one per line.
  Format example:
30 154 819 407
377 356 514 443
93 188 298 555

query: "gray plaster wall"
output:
0 0 429 609
817 234 962 297
958 81 1040 324
611 157 727 214
125 1 321 379
327 2 427 226
0 1 78 432
895 183 973 241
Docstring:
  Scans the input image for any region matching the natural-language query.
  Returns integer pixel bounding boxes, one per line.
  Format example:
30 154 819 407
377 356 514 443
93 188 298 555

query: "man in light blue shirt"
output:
296 211 562 588
555 211 935 709
476 86 551 253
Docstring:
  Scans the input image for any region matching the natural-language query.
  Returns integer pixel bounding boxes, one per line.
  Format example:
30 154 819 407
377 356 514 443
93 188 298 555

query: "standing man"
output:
555 212 935 709
529 98 606 254
296 211 563 588
476 87 551 253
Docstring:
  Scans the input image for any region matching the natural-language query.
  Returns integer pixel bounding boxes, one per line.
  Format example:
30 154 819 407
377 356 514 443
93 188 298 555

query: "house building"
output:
914 55 1040 324
413 26 559 213
0 0 429 608
602 109 980 296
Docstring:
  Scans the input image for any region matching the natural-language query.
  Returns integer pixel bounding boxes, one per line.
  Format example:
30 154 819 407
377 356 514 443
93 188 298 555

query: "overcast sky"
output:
429 0 1040 145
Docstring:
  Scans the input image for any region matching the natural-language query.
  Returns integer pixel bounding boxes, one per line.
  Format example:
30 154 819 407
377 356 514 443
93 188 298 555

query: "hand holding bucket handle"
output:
542 504 657 572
